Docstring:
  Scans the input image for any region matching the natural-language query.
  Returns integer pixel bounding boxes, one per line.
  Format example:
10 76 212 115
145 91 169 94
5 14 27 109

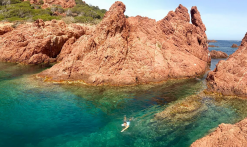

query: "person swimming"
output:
121 115 132 132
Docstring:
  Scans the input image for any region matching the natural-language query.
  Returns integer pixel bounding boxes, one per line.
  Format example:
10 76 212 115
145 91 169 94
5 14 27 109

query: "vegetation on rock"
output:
0 0 106 24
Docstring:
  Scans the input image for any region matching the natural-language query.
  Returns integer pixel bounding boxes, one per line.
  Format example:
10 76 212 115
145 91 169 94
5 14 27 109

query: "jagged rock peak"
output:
240 32 247 46
191 6 206 32
108 1 126 13
175 4 190 22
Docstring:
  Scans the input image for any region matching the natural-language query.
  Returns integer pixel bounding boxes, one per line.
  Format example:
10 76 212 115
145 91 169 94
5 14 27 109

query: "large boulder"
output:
23 0 76 8
207 33 247 97
37 2 210 86
210 50 228 59
0 19 85 65
191 118 247 147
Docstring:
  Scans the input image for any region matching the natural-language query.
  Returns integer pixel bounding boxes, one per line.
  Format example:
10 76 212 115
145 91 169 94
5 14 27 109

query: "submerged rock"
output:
207 33 247 97
37 2 210 86
191 118 247 147
210 50 228 59
154 95 206 123
231 43 238 48
0 19 85 65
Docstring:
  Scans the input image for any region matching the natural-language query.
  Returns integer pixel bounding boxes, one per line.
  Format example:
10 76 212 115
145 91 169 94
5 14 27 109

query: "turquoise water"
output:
1 41 247 147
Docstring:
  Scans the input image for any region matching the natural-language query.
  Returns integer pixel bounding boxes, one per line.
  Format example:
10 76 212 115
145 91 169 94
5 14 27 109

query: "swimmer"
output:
121 115 132 132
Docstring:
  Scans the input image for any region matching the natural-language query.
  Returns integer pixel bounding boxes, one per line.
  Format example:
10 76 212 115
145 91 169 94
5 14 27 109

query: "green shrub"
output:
7 16 24 22
0 14 5 20
39 0 44 5
75 0 85 5
62 16 75 24
0 0 106 23
75 16 93 23
33 14 61 21
10 0 21 4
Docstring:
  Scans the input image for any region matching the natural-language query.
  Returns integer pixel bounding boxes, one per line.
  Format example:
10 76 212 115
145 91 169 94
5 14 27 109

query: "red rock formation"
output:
210 50 228 59
0 19 85 65
37 2 210 86
0 25 13 35
191 118 247 147
231 43 238 48
23 0 76 8
207 33 247 97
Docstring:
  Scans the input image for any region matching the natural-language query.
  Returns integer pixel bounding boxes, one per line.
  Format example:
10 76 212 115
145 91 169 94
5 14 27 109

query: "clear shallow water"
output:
1 40 247 147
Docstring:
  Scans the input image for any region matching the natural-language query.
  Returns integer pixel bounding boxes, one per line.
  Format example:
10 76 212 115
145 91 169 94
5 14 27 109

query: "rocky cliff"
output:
23 0 76 8
0 19 86 64
207 33 247 97
191 118 247 147
37 1 210 86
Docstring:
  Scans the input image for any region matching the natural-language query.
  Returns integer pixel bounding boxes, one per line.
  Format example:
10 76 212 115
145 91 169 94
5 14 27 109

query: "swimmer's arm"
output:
121 125 129 132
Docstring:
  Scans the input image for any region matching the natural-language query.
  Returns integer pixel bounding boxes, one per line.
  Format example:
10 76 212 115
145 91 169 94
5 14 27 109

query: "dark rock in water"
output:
207 40 217 43
207 33 247 97
231 43 238 48
208 45 218 47
191 118 247 147
37 2 210 86
210 50 228 59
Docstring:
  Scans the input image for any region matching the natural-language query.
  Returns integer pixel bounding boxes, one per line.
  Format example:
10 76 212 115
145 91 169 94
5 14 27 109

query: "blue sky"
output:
85 0 247 40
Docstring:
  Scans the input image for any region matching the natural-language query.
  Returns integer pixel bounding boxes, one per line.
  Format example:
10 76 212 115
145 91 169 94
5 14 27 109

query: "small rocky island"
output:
231 43 238 48
210 50 228 59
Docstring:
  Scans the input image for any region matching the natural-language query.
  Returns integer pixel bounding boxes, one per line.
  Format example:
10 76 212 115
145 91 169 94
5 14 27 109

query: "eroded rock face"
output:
191 118 247 147
207 33 247 97
0 19 85 65
0 25 13 35
37 2 210 86
210 50 228 59
23 0 76 8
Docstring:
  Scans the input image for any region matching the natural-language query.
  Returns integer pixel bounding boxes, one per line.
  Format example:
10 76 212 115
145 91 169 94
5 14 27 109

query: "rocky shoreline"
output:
1 0 247 146
207 33 247 97
191 33 247 146
191 117 247 147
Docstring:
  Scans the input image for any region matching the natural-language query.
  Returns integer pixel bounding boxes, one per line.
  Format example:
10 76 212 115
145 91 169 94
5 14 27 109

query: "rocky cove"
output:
1 1 247 147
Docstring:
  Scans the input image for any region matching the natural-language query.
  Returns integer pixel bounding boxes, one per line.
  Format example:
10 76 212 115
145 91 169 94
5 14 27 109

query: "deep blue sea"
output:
209 40 241 70
0 40 246 147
